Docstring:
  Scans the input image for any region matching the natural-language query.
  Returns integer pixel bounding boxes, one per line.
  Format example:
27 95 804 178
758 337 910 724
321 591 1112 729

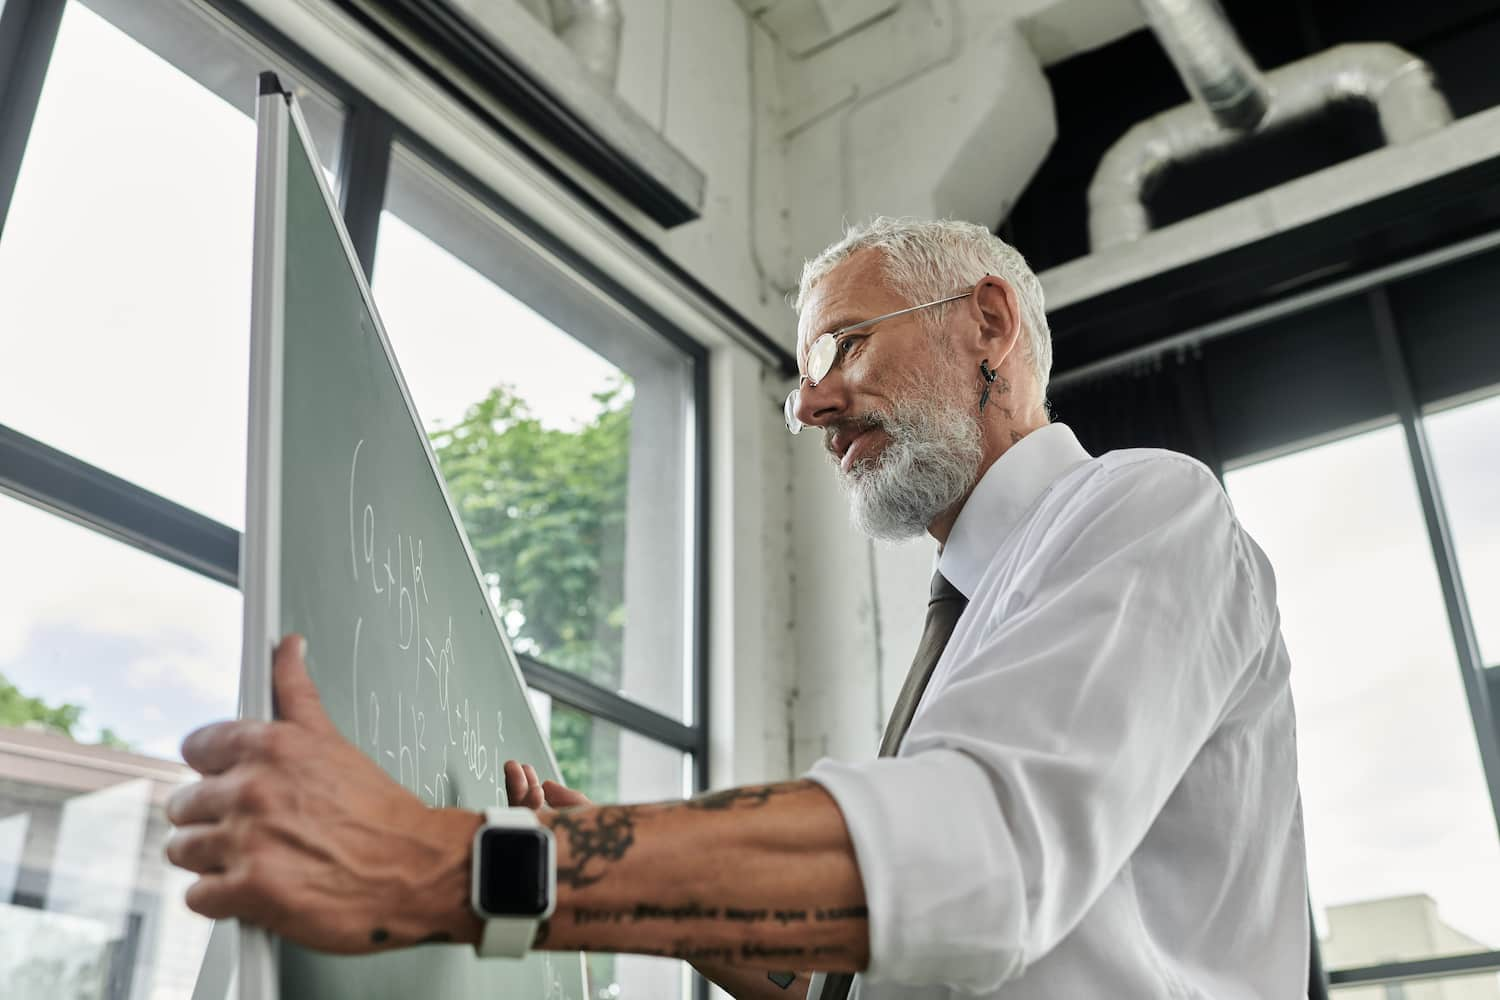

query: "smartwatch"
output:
470 807 557 958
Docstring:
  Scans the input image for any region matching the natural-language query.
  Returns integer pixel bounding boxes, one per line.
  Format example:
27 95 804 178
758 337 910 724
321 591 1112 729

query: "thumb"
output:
542 780 592 809
273 635 335 734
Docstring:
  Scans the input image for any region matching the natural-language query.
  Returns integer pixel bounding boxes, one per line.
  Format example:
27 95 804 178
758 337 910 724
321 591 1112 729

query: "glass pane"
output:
0 494 241 998
1225 425 1500 969
526 694 690 1000
0 0 344 529
1426 391 1500 666
374 148 696 722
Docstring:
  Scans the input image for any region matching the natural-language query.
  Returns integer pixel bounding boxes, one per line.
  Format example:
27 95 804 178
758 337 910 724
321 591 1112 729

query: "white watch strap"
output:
473 807 544 959
477 909 540 959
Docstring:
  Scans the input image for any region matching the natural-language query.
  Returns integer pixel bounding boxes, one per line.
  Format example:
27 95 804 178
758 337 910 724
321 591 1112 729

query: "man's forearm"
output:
692 963 811 1000
532 780 869 972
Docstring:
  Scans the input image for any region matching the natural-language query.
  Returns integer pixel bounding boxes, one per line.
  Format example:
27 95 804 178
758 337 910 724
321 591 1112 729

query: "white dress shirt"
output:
808 424 1307 999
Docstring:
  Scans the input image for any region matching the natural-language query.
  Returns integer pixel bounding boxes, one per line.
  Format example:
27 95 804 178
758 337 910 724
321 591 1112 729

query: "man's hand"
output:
164 635 482 952
502 759 591 814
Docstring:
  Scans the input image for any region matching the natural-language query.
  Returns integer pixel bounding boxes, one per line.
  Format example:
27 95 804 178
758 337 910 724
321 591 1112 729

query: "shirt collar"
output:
937 423 1092 599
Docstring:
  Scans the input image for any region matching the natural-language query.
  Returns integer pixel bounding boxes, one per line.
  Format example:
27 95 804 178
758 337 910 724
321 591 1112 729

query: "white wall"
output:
614 0 793 341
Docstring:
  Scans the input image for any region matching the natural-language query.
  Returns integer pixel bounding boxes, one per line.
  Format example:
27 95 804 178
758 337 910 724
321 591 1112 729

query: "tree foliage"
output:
429 380 631 799
0 672 130 750
0 673 83 734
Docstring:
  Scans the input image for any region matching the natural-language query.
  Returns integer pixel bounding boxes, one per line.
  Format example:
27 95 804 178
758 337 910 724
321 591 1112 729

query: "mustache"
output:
824 411 886 461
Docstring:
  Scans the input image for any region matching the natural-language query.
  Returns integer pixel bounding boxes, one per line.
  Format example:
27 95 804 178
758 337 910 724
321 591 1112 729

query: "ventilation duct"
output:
1136 0 1267 132
553 0 624 87
1089 5 1453 251
514 0 623 87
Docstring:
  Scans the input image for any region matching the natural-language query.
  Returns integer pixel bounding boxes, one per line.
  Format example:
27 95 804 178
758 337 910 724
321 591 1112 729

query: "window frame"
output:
0 3 713 998
0 0 710 853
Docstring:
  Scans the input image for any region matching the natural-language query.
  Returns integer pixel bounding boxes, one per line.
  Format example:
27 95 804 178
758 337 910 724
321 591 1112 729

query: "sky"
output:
1 0 1499 992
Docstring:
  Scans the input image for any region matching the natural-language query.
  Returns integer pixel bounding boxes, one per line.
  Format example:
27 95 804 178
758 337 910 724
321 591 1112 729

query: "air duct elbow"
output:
1087 42 1452 249
558 0 624 88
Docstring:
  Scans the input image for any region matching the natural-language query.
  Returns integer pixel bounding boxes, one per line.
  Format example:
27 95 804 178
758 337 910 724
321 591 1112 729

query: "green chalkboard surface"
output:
246 84 585 1000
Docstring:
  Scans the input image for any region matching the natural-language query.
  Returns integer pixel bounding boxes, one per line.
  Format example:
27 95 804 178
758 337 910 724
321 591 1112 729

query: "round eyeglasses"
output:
784 288 975 434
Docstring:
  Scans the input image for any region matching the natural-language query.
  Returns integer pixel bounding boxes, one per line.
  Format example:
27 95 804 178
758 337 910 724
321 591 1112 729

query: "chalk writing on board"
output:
346 439 507 810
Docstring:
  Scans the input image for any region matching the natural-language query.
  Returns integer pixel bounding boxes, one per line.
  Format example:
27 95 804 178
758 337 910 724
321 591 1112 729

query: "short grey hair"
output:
794 217 1053 395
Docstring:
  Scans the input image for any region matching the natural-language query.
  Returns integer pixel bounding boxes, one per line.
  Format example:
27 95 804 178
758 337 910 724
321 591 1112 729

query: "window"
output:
1425 391 1500 666
529 695 693 1000
0 3 707 998
373 146 699 725
0 0 708 994
1226 425 1500 968
0 0 344 529
0 491 238 997
373 144 702 1000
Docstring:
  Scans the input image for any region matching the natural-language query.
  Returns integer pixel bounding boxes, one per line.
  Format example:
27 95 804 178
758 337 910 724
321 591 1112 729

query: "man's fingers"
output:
165 823 231 875
184 873 246 921
181 720 270 776
503 761 530 807
520 765 544 809
541 780 591 808
167 777 234 826
273 634 335 735
502 761 547 809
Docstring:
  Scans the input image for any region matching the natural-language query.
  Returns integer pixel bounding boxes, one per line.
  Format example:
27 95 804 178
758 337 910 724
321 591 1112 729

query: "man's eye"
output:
838 336 861 357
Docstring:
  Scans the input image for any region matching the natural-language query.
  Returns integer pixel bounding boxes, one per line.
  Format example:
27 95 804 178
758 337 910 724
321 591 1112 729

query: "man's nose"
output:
793 369 847 430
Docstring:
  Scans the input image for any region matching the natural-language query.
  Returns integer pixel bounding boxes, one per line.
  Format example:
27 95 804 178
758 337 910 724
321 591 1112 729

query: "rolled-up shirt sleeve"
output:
808 457 1270 992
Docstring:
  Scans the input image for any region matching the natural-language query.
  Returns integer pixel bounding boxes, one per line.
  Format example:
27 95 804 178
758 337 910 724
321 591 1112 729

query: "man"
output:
166 217 1307 998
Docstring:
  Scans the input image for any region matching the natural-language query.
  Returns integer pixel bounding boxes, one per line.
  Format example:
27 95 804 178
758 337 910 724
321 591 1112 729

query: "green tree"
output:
430 380 631 799
0 672 83 735
0 674 135 751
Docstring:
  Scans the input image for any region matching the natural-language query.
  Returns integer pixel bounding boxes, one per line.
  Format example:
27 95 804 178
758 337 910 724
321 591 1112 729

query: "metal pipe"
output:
1137 0 1269 132
1089 43 1453 249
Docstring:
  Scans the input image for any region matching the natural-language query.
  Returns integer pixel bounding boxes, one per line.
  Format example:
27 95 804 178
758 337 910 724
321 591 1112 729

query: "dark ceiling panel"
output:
1390 245 1500 406
1199 295 1391 464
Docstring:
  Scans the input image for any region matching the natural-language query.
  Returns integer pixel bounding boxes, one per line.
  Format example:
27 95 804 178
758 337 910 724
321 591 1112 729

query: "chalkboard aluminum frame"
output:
242 72 583 1000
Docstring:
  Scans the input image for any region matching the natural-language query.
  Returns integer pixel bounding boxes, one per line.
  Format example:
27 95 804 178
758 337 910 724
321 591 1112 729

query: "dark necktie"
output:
810 571 969 1000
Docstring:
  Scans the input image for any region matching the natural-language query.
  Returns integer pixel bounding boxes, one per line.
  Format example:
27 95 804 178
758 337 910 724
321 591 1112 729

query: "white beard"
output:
835 388 983 541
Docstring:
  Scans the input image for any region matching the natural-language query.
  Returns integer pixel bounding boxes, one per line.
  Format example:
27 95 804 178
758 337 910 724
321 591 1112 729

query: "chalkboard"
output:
241 77 586 1000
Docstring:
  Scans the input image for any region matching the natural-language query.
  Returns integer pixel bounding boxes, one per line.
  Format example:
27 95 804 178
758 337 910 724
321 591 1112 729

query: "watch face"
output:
477 827 552 918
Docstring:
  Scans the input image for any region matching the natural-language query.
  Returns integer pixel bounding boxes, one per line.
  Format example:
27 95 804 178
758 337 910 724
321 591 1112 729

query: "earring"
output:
979 359 998 413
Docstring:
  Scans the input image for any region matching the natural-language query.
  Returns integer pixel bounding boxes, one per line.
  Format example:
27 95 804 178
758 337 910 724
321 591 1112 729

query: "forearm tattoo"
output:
553 805 639 889
541 780 864 966
684 781 807 811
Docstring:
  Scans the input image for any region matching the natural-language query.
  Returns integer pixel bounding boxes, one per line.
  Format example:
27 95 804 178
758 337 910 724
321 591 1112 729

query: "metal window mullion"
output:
0 421 240 586
1367 286 1500 837
517 653 703 756
0 0 65 238
337 98 394 280
691 355 711 795
1328 949 1500 989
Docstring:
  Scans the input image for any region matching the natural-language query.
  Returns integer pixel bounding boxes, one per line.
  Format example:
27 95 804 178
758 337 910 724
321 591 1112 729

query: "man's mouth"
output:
829 419 887 473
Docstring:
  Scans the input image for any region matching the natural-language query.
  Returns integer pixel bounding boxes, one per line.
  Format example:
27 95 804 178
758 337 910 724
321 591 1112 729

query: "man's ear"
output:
972 276 1023 366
